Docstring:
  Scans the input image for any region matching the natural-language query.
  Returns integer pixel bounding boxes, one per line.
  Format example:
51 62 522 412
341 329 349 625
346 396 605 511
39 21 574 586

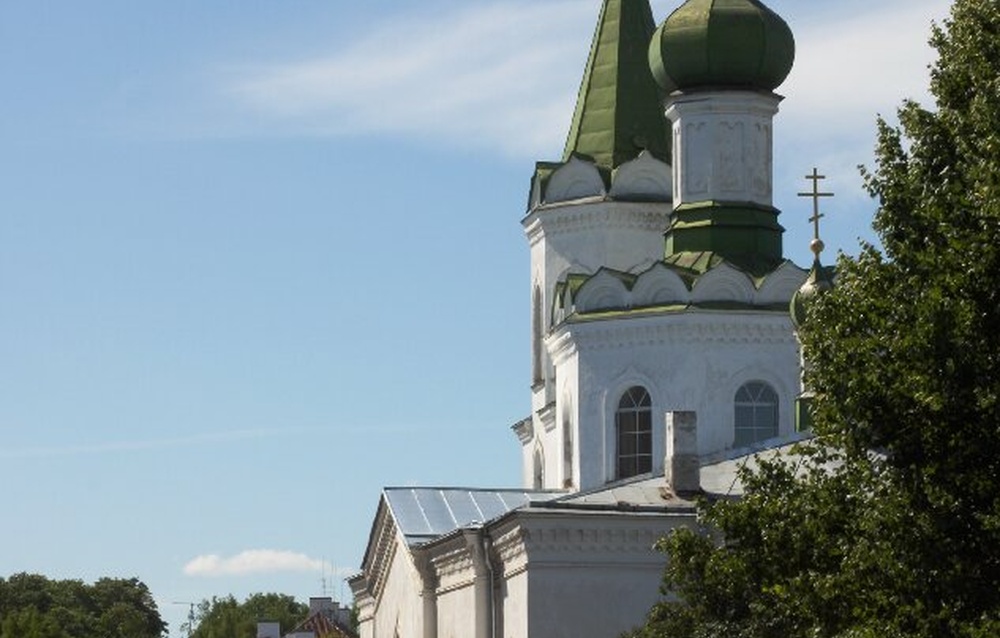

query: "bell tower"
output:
517 0 674 490
649 0 796 275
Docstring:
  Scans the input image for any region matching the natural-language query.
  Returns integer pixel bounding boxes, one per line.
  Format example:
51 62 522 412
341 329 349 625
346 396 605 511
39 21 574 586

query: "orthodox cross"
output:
797 168 834 259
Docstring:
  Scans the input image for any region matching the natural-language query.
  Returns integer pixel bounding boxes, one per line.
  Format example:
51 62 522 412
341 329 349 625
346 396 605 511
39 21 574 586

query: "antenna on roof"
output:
320 557 330 597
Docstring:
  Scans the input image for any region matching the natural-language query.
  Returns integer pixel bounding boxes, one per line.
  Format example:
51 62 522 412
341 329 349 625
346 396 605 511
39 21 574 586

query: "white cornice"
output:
665 90 782 117
537 401 557 432
487 511 692 569
519 524 662 555
358 498 405 608
550 311 796 359
512 417 534 445
523 200 670 245
546 330 578 366
370 535 398 609
490 524 530 576
430 541 476 591
348 581 375 621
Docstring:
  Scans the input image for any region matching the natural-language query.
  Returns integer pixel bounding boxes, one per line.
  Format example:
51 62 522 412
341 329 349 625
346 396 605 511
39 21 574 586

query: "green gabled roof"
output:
562 0 670 170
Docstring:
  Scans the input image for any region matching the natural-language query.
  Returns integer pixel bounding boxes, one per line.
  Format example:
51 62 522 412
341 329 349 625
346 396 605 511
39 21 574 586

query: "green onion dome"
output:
790 248 834 328
649 0 795 93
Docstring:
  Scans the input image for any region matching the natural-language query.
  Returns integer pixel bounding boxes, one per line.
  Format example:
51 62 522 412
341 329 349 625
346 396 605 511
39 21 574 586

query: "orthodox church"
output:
348 0 821 636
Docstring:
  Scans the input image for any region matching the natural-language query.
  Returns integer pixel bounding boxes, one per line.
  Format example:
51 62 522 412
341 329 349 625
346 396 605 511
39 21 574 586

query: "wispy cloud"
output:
220 0 593 157
771 0 951 249
214 0 950 161
183 549 333 577
0 428 297 460
0 423 444 460
780 0 949 137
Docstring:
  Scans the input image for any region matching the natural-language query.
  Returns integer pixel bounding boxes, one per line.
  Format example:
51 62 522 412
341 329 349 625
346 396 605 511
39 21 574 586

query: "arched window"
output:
562 401 574 488
532 285 543 386
616 386 652 479
533 447 545 489
734 381 779 446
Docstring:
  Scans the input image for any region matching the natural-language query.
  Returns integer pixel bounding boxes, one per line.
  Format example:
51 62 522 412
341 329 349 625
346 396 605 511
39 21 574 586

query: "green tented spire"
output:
562 0 670 170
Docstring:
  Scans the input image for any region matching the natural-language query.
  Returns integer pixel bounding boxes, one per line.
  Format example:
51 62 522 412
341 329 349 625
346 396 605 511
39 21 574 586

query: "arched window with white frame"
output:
734 381 779 446
616 386 652 479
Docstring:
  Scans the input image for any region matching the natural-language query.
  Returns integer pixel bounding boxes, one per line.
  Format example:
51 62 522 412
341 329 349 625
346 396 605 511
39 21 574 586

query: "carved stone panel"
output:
683 121 710 196
717 120 745 193
666 91 780 209
747 121 772 199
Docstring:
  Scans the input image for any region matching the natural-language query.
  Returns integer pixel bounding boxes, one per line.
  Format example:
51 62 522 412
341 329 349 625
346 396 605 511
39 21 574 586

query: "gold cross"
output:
797 168 834 242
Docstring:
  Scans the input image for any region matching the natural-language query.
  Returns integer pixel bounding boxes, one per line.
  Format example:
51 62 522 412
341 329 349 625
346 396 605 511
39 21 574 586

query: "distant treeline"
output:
185 594 308 638
0 573 165 638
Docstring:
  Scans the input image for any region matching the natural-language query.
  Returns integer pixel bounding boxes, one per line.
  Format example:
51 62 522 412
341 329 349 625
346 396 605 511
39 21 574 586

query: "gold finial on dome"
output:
790 168 836 328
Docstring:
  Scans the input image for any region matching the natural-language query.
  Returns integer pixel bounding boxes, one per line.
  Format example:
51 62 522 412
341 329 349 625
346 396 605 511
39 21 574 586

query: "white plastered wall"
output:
502 512 681 638
522 198 671 490
552 310 800 491
361 537 425 638
435 582 477 638
498 566 529 638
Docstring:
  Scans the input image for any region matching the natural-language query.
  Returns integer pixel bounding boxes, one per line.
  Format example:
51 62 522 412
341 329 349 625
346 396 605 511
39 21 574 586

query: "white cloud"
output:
780 0 951 137
0 429 282 459
183 549 325 577
211 0 951 166
221 0 594 157
0 422 443 461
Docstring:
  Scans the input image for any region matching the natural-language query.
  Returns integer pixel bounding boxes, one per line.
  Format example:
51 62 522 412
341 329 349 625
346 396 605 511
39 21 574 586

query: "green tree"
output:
91 577 165 638
0 607 67 638
626 1 1000 636
0 574 165 638
186 593 308 638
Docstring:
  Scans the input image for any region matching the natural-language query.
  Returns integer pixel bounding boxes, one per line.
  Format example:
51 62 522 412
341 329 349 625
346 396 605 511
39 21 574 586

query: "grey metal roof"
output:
531 436 811 509
383 487 561 545
550 477 691 509
699 433 813 496
380 438 810 546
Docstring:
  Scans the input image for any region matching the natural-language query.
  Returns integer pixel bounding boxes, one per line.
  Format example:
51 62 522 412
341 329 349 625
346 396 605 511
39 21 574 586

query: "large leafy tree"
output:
0 573 166 638
626 1 1000 636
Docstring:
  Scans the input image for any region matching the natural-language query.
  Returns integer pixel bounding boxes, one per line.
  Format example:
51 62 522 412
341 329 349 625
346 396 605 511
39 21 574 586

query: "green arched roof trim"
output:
552 257 799 324
565 302 793 323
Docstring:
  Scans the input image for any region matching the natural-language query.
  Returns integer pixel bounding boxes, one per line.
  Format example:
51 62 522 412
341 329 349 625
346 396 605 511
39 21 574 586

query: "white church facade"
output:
348 0 815 636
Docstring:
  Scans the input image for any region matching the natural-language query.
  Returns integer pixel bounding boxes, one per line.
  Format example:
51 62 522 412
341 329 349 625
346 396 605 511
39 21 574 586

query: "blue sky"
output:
0 0 951 635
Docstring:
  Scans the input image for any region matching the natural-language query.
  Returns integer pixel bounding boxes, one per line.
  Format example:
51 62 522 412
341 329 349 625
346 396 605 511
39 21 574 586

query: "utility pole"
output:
172 601 196 638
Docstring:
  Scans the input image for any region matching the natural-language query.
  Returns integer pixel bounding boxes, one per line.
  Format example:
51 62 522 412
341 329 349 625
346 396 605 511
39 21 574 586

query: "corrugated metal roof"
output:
384 488 559 545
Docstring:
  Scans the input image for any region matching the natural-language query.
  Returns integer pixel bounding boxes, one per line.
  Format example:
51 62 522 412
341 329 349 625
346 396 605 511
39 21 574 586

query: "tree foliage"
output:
626 1 1000 636
0 573 166 638
184 593 308 638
